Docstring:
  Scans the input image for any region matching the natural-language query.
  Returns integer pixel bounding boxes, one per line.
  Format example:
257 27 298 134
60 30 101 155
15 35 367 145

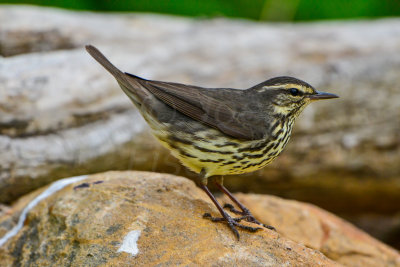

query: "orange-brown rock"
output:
0 171 398 266
219 194 400 267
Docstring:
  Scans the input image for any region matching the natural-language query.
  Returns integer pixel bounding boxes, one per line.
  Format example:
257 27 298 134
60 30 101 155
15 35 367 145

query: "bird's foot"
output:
223 203 276 231
223 203 245 215
203 212 262 239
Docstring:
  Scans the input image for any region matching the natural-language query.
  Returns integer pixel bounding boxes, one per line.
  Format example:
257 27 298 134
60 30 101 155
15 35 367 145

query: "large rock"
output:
1 5 400 244
0 171 398 266
220 194 400 267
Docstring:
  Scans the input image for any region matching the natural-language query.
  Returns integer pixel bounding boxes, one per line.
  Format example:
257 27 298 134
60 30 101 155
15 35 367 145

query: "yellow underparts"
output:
152 127 290 178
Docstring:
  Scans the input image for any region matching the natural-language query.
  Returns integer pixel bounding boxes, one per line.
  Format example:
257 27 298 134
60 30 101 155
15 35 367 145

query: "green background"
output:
1 0 400 21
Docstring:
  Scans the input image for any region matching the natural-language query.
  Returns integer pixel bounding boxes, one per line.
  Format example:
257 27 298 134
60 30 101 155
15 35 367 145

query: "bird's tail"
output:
85 45 132 89
86 45 151 106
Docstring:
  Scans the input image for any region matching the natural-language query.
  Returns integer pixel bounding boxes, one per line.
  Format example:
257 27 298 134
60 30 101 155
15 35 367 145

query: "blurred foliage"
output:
1 0 400 21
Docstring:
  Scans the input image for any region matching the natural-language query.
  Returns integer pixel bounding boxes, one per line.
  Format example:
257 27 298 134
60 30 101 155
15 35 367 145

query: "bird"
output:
85 45 338 239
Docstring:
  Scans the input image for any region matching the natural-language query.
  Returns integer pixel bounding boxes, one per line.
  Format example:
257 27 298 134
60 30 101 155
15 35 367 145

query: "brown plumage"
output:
86 45 338 239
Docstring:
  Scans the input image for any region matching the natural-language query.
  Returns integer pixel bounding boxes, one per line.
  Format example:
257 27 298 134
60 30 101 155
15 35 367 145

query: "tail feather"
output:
86 45 152 104
85 45 131 88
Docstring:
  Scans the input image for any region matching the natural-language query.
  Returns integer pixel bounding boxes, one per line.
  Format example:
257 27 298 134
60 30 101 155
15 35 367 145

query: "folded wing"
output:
125 73 267 140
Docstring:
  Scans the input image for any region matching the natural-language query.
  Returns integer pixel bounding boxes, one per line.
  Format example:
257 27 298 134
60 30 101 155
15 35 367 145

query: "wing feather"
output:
86 45 266 140
125 73 265 140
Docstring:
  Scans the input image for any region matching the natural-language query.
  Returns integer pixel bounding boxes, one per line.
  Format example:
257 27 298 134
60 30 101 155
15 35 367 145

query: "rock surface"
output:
220 194 400 267
1 171 399 266
0 171 334 266
1 5 400 247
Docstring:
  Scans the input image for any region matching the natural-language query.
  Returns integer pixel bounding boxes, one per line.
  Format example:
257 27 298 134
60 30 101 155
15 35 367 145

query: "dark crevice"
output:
0 107 131 138
0 29 77 57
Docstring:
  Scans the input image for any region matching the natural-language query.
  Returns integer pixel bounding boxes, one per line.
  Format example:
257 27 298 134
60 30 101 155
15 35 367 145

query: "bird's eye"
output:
289 88 301 96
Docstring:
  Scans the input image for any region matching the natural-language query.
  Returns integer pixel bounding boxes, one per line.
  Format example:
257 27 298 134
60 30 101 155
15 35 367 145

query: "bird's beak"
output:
307 91 339 100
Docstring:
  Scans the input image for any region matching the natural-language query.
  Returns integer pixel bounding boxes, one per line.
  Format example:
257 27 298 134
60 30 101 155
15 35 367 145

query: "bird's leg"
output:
213 177 251 216
215 182 276 231
200 184 262 240
198 171 261 239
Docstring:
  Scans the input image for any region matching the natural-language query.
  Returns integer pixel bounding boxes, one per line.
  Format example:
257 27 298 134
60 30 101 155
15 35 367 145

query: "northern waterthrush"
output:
86 45 338 239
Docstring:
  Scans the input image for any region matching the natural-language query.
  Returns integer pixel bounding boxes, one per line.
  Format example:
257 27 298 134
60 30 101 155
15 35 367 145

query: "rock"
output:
220 194 400 267
1 171 399 266
1 5 400 244
0 171 341 266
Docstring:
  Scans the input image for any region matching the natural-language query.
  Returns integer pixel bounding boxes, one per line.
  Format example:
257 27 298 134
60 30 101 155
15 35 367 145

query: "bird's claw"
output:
223 203 244 215
203 212 262 239
222 203 276 231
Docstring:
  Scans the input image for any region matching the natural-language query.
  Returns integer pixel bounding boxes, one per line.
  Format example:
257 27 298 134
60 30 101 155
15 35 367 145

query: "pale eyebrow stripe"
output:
258 84 314 94
257 85 283 92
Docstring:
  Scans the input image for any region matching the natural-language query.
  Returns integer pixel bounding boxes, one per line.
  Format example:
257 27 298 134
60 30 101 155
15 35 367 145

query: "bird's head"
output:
252 76 338 118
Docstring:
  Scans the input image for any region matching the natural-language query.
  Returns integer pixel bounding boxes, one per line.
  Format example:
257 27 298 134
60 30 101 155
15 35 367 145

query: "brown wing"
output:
125 73 267 140
85 45 267 140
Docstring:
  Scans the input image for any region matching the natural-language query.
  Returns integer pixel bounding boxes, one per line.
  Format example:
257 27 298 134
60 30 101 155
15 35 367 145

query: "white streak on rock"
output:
0 175 88 247
117 230 141 256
